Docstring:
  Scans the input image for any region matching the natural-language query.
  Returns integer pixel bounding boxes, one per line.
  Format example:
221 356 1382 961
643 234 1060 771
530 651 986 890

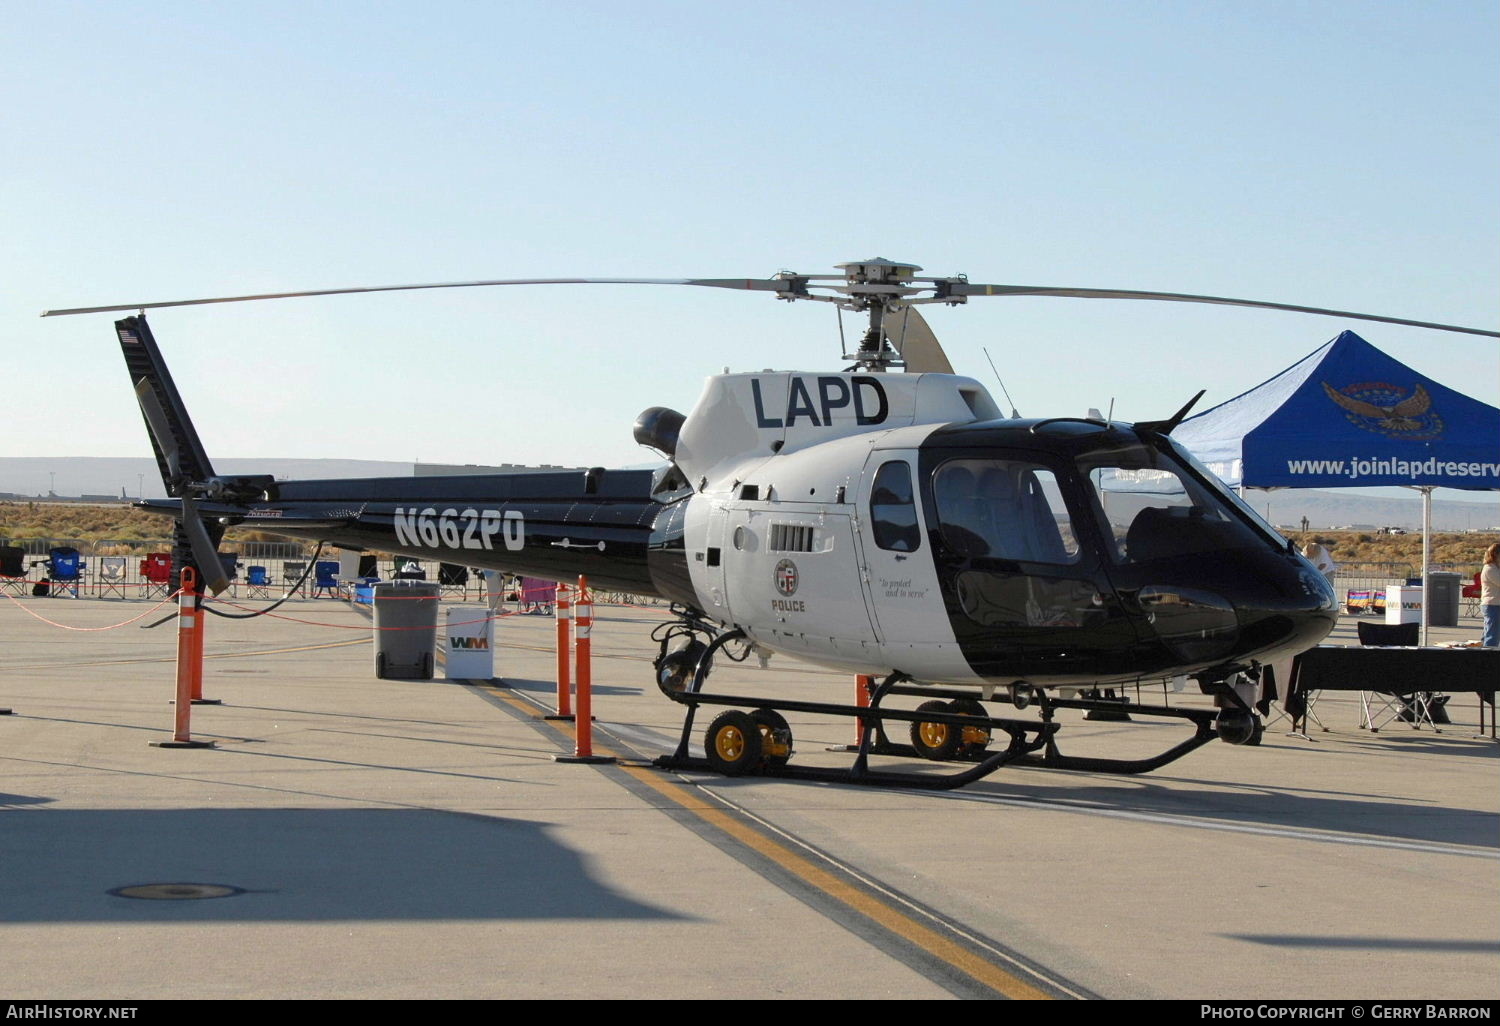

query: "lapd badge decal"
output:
774 559 799 596
1321 381 1443 440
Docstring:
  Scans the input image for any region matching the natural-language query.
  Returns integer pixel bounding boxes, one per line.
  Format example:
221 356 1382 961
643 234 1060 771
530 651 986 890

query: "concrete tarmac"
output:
1 591 1495 1000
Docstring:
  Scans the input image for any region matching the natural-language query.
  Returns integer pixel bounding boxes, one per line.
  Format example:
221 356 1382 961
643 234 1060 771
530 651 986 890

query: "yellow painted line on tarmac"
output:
476 682 1053 1000
207 637 372 659
611 759 1053 1000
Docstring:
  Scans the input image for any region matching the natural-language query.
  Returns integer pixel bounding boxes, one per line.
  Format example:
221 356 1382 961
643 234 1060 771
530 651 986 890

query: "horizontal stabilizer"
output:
135 500 356 533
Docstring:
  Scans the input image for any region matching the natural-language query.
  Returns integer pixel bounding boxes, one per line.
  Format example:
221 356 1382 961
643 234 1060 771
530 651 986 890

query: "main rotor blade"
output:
42 276 797 317
887 306 955 374
947 283 1499 338
46 267 1496 338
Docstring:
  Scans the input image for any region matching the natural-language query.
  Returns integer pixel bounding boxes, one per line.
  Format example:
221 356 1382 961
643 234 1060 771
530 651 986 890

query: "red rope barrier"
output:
202 595 522 631
0 587 182 631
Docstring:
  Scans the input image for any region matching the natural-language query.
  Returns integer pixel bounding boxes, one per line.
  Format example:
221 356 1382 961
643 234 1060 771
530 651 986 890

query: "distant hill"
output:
0 457 414 501
3 455 1496 531
1227 488 1497 534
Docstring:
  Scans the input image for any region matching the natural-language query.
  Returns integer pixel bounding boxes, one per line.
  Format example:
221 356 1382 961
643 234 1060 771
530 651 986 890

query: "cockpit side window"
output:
870 460 921 553
1083 446 1264 563
933 459 1079 564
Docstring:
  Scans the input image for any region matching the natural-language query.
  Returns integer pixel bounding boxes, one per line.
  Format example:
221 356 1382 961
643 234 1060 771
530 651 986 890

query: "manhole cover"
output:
110 883 245 901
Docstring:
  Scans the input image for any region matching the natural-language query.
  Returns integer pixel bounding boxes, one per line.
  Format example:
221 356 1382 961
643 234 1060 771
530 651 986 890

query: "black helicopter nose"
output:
1132 554 1336 669
1232 559 1339 660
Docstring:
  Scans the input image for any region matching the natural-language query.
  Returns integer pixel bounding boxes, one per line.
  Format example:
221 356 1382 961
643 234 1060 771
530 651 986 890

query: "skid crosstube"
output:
652 676 1222 790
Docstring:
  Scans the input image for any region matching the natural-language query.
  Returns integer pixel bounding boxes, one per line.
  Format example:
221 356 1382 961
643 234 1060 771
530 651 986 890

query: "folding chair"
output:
245 565 272 599
42 547 83 598
1259 660 1325 737
1355 621 1436 731
282 561 307 596
97 556 128 598
438 562 470 598
1461 573 1482 617
520 576 556 614
310 560 340 599
140 553 173 598
0 545 29 597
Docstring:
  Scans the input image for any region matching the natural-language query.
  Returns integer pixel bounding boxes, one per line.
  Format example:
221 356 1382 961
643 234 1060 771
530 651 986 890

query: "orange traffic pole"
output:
554 575 614 765
175 567 197 737
190 570 220 706
855 674 874 745
546 581 574 721
574 578 593 756
152 566 213 749
829 673 878 752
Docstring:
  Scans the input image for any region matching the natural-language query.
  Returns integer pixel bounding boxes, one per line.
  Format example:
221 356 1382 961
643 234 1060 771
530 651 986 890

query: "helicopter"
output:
43 259 1499 788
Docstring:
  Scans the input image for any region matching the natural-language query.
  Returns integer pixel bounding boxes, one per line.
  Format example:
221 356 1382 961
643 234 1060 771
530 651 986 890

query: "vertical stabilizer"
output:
116 314 228 594
117 315 216 496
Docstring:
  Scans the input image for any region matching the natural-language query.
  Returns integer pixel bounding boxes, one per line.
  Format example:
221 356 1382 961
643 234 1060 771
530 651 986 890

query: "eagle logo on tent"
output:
1321 381 1444 440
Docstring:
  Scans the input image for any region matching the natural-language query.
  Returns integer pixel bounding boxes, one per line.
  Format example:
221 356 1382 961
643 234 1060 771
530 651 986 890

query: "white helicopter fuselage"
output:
673 371 997 679
659 369 1336 688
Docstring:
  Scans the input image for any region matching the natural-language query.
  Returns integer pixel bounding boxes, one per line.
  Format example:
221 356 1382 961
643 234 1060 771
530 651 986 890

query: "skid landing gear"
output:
648 623 1229 790
701 708 795 776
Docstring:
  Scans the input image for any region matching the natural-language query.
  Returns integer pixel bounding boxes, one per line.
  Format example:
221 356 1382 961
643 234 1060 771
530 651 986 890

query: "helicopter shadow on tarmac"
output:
0 807 688 925
499 675 644 698
898 761 1500 853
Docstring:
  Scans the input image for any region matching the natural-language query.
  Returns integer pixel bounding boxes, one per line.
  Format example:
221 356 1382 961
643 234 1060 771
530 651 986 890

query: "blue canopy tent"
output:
1173 330 1500 643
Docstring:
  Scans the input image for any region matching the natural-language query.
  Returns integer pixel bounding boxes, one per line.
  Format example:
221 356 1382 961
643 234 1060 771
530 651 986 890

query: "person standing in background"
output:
1302 541 1336 588
1481 543 1500 648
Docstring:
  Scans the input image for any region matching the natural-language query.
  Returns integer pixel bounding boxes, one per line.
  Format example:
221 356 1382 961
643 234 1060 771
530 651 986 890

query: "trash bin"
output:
372 581 439 679
1425 572 1463 628
1385 585 1421 625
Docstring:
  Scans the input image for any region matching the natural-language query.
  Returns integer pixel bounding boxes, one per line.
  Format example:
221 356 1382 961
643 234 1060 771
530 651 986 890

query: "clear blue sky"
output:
5 2 1496 491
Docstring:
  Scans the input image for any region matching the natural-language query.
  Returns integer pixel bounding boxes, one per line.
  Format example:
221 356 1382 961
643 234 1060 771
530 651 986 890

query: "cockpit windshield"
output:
1078 442 1273 564
1167 441 1291 551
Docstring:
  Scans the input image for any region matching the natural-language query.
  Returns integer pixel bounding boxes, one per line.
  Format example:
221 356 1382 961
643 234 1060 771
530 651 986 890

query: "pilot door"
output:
920 452 1140 682
856 453 974 678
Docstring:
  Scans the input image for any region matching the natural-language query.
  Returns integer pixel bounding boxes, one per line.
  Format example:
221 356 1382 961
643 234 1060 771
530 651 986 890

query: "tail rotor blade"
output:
180 493 229 596
134 378 184 488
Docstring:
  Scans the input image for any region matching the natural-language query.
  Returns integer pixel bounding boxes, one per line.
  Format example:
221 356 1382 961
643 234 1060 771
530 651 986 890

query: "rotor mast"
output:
805 258 966 372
